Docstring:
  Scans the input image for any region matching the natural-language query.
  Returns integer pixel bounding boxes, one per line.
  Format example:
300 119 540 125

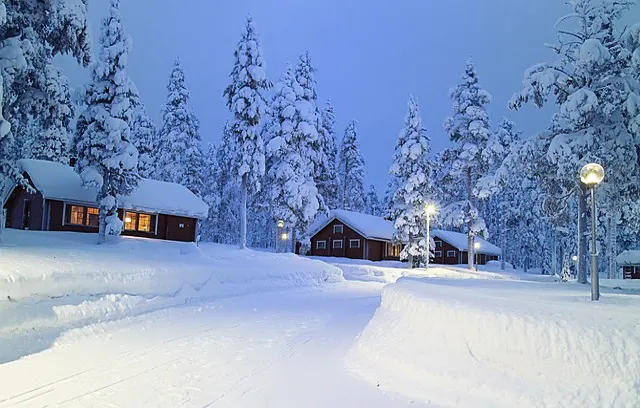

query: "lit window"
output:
69 205 85 225
350 239 360 248
86 207 99 227
386 243 401 257
316 240 327 250
124 212 137 231
333 240 343 249
138 214 151 232
333 224 343 234
447 250 457 258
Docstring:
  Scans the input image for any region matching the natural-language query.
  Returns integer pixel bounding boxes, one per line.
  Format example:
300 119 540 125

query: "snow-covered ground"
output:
347 277 640 408
0 283 425 408
0 230 342 363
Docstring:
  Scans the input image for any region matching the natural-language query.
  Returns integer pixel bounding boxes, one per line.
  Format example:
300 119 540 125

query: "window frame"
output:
316 240 327 250
333 239 343 249
446 250 457 258
435 240 443 248
435 250 443 258
349 239 361 249
124 210 156 234
68 205 86 226
333 224 344 234
67 204 100 228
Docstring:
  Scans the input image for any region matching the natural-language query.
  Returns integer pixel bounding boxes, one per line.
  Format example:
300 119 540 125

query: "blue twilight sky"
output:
58 0 640 193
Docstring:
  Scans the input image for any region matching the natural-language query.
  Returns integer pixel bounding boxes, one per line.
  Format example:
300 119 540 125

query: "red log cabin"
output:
306 209 501 264
1 159 209 242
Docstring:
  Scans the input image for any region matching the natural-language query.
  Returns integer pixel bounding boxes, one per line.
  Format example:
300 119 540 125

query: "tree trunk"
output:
0 208 5 243
500 218 506 271
577 187 588 284
468 232 474 270
551 230 557 276
98 208 106 244
607 213 616 279
240 175 247 249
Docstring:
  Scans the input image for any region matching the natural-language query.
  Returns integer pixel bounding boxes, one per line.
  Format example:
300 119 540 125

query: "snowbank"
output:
0 230 343 361
347 278 640 408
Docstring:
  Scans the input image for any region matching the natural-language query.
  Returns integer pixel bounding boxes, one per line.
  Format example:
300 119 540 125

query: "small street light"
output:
572 255 578 278
281 232 289 242
276 219 284 253
424 203 437 270
580 163 605 301
474 242 480 271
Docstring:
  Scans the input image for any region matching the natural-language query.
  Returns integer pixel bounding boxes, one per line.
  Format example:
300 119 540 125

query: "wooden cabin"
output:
2 159 208 242
616 250 640 279
305 209 501 265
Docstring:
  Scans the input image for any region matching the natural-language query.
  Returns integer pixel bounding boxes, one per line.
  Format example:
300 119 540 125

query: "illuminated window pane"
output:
124 212 137 231
86 207 99 227
70 206 85 225
138 214 151 232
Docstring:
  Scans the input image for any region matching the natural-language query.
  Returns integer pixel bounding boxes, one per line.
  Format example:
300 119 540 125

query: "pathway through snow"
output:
0 282 426 408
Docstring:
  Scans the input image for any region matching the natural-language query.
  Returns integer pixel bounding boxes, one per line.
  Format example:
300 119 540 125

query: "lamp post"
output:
424 203 437 270
474 242 480 271
580 163 605 301
276 219 284 253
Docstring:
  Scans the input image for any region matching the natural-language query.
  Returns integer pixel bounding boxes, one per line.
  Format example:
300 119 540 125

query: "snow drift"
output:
0 230 343 362
347 278 640 408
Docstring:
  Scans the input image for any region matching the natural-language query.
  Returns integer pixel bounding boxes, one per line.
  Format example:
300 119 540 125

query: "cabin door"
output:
22 199 31 229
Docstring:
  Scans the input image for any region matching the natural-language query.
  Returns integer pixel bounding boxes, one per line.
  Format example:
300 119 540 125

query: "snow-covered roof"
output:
308 209 396 242
432 229 502 256
16 159 208 219
616 250 640 265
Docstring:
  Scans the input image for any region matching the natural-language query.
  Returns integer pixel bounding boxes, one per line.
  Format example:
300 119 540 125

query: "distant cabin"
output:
616 250 640 279
1 159 208 242
304 209 501 264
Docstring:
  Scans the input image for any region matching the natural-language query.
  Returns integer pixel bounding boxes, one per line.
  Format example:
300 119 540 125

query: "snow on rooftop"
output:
616 250 640 265
17 159 208 219
432 229 502 256
308 209 396 241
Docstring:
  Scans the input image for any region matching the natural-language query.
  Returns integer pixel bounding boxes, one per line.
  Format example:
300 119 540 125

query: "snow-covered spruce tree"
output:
442 59 492 270
215 121 241 244
319 101 341 210
74 0 139 244
131 105 157 178
224 16 271 249
156 59 204 195
365 184 383 216
32 64 74 163
510 0 640 282
389 97 435 268
0 0 90 186
339 120 366 212
200 143 220 242
265 63 322 248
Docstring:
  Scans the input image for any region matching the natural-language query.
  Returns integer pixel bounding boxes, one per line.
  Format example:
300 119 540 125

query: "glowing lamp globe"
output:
425 204 437 215
580 163 605 187
281 232 289 241
572 255 578 261
277 219 284 229
474 242 480 250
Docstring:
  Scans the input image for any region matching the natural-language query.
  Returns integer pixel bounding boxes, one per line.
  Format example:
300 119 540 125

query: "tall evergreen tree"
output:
319 101 341 209
131 105 157 178
74 0 139 243
339 120 366 212
156 59 203 195
200 143 220 242
389 97 435 268
365 184 382 216
224 16 271 249
442 59 492 270
215 122 241 244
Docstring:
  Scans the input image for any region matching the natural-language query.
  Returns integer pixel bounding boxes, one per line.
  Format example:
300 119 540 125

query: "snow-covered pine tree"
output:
339 120 366 212
266 63 322 248
33 64 74 163
131 105 157 178
510 0 640 282
365 184 382 216
319 101 341 210
224 16 271 249
442 59 493 270
156 59 204 195
0 0 90 188
389 97 435 268
215 122 240 244
200 143 220 242
74 0 139 243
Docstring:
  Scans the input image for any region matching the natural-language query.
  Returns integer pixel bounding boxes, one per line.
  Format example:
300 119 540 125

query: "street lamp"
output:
572 255 578 278
281 232 289 242
276 219 284 253
424 203 437 270
580 163 605 301
474 242 480 271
